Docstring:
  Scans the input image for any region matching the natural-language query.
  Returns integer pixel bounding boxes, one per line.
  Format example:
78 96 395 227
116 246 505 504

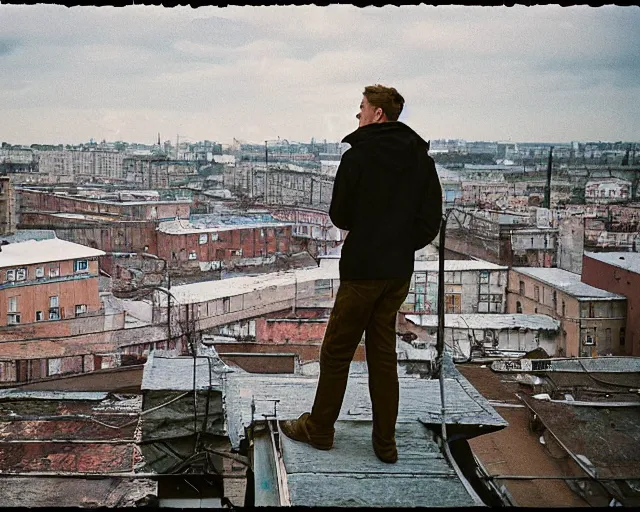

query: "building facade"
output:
402 260 509 315
0 239 105 327
507 267 627 357
581 252 640 356
156 220 294 272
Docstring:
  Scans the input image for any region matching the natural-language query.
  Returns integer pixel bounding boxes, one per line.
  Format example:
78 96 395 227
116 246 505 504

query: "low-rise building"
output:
585 178 632 204
156 220 295 273
0 238 105 327
403 259 509 314
581 252 640 356
507 267 627 357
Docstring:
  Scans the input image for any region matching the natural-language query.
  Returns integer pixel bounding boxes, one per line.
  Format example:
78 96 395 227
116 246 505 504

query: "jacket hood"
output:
341 121 430 151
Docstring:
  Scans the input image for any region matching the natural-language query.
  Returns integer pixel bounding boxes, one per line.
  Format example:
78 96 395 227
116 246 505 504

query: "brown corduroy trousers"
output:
308 277 412 450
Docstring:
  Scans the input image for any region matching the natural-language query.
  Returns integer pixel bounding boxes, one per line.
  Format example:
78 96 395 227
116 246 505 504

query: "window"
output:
479 271 489 284
15 268 26 281
74 260 89 272
562 300 566 316
49 296 58 308
35 311 44 321
519 280 525 295
35 267 45 278
534 285 540 302
49 267 59 278
199 234 208 245
552 291 557 308
49 309 60 320
223 297 231 314
620 328 626 346
516 301 523 314
7 314 20 325
6 269 15 282
445 293 461 313
188 250 197 260
584 334 595 346
75 304 87 315
8 296 18 313
588 302 595 318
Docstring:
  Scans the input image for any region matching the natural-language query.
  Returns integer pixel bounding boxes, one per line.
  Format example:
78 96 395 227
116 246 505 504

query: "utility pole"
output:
544 146 554 209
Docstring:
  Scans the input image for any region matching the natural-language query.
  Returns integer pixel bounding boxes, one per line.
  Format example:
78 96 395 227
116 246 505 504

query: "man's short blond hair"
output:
363 84 405 121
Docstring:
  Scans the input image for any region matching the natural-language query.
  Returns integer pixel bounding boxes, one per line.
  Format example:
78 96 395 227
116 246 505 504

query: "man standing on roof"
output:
280 85 443 463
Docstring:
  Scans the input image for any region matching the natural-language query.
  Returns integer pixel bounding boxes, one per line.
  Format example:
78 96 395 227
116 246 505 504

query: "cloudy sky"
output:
1 5 638 146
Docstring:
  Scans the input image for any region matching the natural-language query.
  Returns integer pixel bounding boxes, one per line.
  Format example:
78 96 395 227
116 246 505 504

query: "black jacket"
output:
330 121 442 280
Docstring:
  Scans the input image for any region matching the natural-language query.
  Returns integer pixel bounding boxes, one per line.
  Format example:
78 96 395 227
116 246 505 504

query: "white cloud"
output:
0 4 638 145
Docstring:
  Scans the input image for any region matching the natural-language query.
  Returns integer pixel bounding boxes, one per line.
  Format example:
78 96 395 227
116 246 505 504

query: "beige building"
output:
508 267 626 357
36 150 73 179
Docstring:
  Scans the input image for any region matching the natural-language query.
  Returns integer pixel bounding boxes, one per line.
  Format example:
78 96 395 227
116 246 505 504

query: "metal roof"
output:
584 251 640 275
406 313 560 331
279 420 480 507
512 267 627 300
0 239 105 269
223 358 507 451
140 352 231 391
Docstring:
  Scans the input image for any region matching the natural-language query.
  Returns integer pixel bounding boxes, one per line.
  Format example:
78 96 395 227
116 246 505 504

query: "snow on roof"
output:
158 219 293 235
160 266 338 305
0 239 105 268
414 259 508 272
584 251 640 275
512 267 626 300
405 313 560 331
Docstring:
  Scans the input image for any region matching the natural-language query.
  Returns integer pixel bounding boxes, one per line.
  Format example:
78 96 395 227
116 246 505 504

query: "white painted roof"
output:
414 259 508 272
405 313 560 331
0 238 105 268
512 267 626 300
584 252 640 275
159 266 338 305
157 219 294 235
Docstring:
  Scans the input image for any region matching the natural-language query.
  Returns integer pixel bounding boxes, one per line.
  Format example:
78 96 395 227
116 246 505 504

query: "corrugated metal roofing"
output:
281 421 479 507
223 360 507 451
406 313 560 331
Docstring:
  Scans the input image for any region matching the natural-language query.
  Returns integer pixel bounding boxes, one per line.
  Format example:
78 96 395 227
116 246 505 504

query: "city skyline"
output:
1 5 639 145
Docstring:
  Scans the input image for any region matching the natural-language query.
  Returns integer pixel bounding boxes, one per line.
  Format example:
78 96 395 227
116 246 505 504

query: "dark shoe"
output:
279 412 334 450
372 432 398 463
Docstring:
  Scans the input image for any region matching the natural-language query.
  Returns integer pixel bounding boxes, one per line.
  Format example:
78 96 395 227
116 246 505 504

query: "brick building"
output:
156 220 294 272
581 252 640 356
507 267 626 357
18 189 191 221
0 238 105 327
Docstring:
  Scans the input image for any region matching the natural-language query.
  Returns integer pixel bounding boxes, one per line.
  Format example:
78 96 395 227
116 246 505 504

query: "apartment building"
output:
508 267 626 357
36 150 73 181
0 238 105 327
